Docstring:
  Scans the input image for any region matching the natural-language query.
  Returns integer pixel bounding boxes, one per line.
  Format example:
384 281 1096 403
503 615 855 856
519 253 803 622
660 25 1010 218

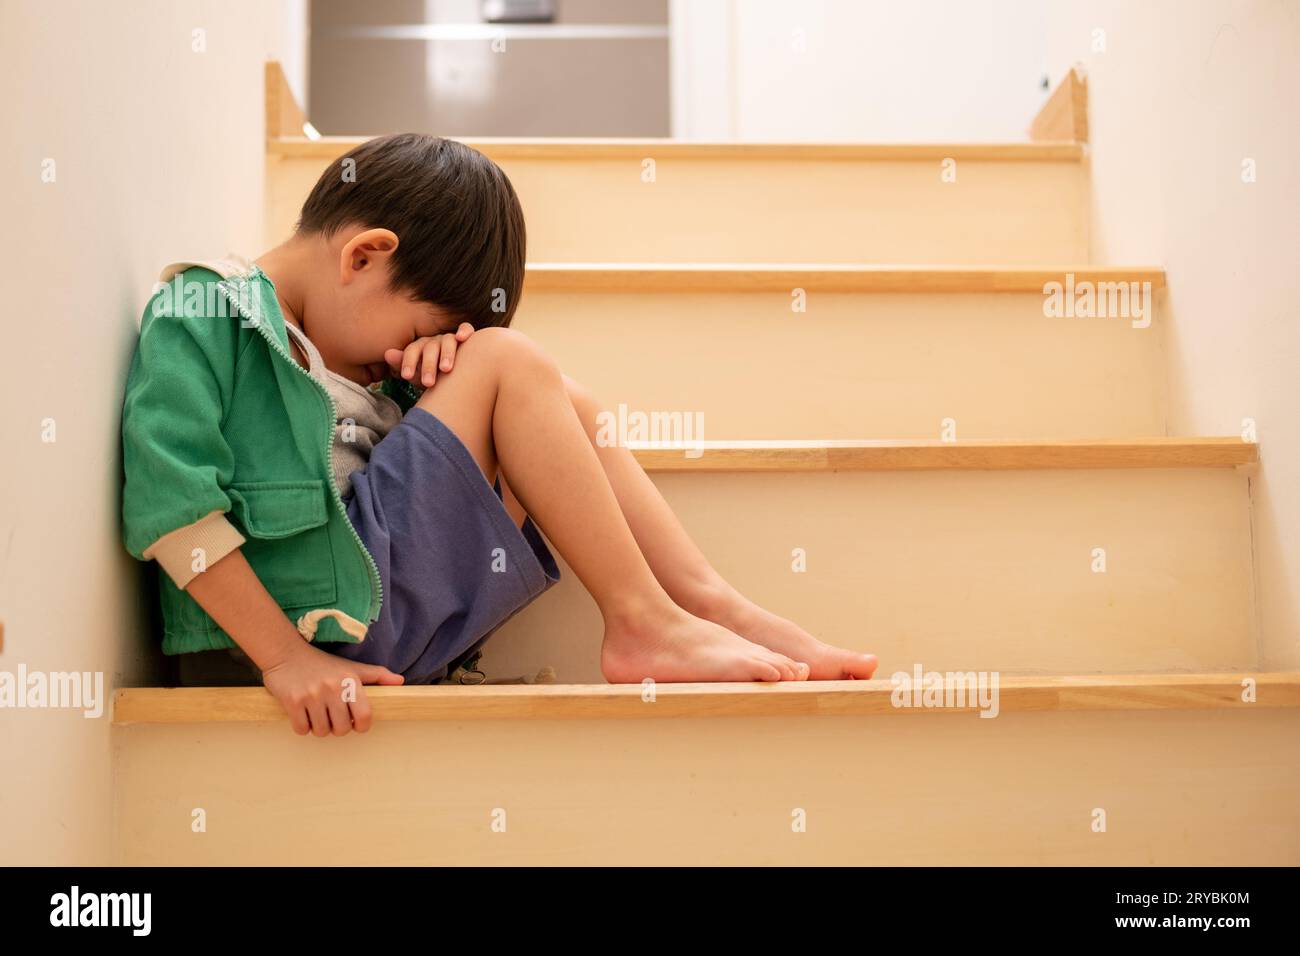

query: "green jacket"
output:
120 256 421 655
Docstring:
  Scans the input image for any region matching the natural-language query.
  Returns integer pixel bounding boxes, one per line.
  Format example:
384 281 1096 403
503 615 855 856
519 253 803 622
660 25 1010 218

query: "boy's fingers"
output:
456 321 474 341
350 693 374 733
355 663 404 685
287 706 311 736
401 340 423 379
421 337 442 387
439 333 457 372
384 347 405 371
327 697 353 737
306 700 331 737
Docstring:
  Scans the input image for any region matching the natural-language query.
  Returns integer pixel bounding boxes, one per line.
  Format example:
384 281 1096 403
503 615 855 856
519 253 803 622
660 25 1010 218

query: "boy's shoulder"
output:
157 253 256 286
142 252 270 341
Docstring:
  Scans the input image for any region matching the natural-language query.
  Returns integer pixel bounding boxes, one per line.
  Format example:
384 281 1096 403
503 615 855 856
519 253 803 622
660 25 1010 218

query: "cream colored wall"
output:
0 0 303 865
1044 0 1300 668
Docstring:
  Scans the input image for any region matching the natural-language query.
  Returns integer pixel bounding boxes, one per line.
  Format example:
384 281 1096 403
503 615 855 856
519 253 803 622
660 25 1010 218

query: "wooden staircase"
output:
108 69 1300 865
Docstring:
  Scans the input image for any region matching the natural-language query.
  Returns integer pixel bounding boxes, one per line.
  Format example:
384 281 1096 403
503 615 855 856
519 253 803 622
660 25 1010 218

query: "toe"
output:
772 653 801 680
752 659 783 682
845 653 878 679
754 650 787 679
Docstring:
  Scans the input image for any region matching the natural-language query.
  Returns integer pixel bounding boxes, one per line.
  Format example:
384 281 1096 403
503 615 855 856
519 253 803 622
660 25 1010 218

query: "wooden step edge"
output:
1031 65 1088 144
265 61 307 141
112 671 1300 725
268 136 1086 163
523 263 1166 294
629 438 1257 472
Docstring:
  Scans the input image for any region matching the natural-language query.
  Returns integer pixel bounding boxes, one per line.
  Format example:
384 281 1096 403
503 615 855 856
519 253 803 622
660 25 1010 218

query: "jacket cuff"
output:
142 510 246 589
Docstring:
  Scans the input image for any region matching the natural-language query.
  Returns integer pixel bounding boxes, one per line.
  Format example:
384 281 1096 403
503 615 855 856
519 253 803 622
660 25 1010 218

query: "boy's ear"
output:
339 228 400 284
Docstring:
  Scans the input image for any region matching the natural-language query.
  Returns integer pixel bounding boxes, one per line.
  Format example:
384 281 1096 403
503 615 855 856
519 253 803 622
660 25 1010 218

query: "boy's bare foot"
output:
701 591 878 681
601 602 811 684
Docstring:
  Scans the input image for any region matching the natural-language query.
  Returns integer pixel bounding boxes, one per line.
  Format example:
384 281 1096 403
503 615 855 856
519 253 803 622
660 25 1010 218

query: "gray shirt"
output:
283 320 404 498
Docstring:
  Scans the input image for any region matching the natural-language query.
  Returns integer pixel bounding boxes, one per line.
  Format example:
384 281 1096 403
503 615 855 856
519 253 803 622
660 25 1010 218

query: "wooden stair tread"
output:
113 672 1300 724
269 137 1086 162
523 263 1166 293
630 438 1256 471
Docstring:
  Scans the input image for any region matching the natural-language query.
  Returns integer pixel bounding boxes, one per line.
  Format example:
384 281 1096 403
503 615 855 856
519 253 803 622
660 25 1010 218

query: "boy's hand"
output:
261 640 405 737
384 322 474 389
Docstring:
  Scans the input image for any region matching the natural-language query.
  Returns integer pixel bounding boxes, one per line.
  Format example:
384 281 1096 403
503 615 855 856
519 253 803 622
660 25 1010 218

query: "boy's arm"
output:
378 324 477 411
184 547 316 672
121 300 244 578
184 548 401 736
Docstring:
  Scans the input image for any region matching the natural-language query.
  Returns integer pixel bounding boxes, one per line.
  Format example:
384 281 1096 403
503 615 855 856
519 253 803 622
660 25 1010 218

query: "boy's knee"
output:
562 374 604 433
562 373 598 409
461 326 558 378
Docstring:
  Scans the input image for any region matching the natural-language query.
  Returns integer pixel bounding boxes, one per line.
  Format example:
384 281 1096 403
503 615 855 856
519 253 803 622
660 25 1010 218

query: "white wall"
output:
1043 0 1300 668
272 0 311 112
673 0 1050 140
0 0 306 865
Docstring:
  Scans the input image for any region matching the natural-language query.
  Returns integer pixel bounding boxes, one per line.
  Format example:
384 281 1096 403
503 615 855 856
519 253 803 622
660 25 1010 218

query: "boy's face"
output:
309 229 460 387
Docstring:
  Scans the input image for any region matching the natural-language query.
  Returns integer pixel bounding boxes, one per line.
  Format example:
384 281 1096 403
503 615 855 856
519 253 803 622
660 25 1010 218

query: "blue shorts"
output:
324 405 561 683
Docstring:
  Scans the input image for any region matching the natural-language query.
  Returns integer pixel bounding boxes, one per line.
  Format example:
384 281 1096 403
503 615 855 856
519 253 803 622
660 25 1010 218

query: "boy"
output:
121 133 878 737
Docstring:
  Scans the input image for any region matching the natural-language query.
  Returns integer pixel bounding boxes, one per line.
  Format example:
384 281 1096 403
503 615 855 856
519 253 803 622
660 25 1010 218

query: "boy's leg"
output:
413 327 808 683
510 375 877 681
497 463 528 528
492 375 877 680
562 375 876 678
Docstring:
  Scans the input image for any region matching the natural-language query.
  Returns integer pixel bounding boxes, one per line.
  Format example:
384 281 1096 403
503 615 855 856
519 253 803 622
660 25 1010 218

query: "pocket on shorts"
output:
226 479 337 607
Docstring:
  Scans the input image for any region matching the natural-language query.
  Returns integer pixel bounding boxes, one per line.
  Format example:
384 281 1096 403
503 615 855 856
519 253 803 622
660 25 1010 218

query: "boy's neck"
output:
255 238 316 335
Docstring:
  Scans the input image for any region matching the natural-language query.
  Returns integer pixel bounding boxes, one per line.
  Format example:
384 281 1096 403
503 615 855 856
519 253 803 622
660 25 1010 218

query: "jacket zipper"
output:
230 271 385 625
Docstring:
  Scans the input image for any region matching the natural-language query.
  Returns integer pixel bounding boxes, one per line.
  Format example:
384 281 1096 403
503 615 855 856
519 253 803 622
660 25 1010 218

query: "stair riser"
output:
514 291 1167 439
114 709 1300 865
485 468 1255 678
266 154 1088 263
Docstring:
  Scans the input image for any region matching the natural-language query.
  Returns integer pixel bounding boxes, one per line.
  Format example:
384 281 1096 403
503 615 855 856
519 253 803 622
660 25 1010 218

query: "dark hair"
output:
296 133 526 328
